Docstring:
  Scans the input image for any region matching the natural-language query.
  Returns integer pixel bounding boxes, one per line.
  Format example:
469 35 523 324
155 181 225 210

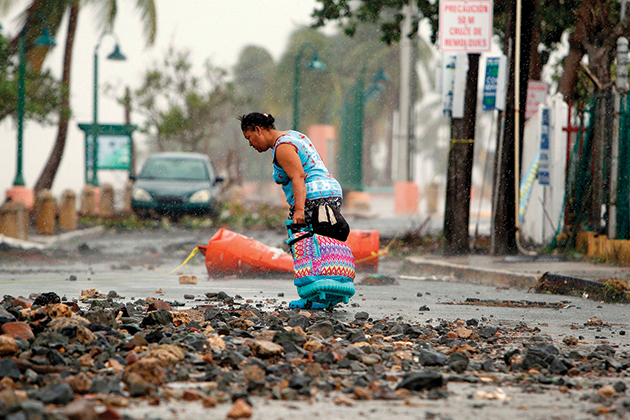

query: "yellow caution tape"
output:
161 246 200 277
355 249 389 264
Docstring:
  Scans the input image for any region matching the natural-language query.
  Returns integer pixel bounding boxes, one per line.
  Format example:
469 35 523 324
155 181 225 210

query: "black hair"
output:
238 112 275 131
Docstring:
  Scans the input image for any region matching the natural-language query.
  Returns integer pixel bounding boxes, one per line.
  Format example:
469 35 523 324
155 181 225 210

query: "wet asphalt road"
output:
1 227 629 420
1 227 627 346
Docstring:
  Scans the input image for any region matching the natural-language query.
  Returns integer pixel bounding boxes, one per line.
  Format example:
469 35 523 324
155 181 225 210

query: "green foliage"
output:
217 201 287 230
179 215 215 229
78 215 157 230
313 0 417 45
601 278 629 303
130 46 245 156
0 32 61 125
311 0 581 74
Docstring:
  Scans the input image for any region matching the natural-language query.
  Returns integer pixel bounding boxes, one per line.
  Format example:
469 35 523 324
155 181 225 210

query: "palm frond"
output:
135 0 156 46
83 0 116 33
0 0 20 15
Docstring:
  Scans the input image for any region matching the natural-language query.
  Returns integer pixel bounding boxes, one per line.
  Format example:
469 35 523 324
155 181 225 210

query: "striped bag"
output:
286 226 355 307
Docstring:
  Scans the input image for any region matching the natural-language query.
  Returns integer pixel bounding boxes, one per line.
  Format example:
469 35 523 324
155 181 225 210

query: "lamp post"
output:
91 32 126 186
293 44 326 131
338 68 390 191
13 23 56 187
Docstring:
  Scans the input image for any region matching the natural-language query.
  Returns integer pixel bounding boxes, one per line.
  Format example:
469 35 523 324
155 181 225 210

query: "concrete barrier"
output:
425 182 439 214
100 183 115 218
35 189 56 235
346 191 372 212
394 181 419 215
58 190 77 231
0 200 29 240
81 185 97 216
5 186 34 211
577 231 630 265
123 180 133 214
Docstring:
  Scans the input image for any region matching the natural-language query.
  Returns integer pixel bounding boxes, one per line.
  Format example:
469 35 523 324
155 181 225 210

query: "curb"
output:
402 256 540 290
0 226 105 250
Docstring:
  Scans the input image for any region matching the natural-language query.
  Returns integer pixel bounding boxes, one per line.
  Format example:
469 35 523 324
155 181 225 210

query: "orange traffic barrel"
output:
346 230 380 271
198 228 293 276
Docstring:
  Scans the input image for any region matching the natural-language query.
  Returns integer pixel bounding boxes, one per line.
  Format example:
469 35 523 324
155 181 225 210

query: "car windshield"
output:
140 158 209 181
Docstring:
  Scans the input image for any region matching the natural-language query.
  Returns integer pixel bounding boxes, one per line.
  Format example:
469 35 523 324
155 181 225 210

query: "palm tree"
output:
0 0 157 192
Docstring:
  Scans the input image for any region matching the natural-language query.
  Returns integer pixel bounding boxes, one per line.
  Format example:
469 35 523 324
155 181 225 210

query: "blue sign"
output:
482 56 500 111
442 54 456 116
539 108 550 185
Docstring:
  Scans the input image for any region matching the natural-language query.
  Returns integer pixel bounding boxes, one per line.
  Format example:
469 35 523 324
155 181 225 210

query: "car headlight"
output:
132 188 152 202
189 189 211 203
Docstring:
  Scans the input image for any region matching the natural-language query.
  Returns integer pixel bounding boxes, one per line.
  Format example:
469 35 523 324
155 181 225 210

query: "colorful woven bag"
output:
286 224 355 309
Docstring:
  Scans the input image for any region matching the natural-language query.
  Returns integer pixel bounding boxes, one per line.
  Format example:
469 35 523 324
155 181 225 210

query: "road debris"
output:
358 274 399 286
1 289 630 420
440 298 567 308
535 272 630 303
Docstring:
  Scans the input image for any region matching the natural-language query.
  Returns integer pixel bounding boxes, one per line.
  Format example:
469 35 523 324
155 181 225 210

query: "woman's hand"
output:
293 209 305 225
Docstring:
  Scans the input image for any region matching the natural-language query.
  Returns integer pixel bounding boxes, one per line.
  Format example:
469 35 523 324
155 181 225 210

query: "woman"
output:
239 112 345 233
240 112 354 310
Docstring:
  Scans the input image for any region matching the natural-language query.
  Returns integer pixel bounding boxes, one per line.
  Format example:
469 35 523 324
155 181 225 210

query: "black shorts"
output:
288 197 342 224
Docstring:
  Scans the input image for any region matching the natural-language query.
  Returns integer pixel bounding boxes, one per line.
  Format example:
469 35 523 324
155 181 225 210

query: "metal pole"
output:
396 4 414 182
13 32 26 186
514 0 524 251
92 47 99 186
612 36 629 237
293 52 301 131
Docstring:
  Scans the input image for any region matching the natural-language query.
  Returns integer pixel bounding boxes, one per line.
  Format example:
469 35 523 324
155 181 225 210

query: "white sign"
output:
441 53 468 118
439 0 493 52
526 80 548 120
452 53 468 118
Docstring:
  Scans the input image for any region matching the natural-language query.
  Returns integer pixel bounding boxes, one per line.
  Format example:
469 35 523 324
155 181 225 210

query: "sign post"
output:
78 123 137 185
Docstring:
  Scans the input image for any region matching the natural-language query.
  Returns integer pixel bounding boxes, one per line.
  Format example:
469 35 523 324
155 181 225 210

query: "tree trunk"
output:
490 0 536 255
443 53 480 255
34 2 79 192
528 14 541 81
557 0 588 103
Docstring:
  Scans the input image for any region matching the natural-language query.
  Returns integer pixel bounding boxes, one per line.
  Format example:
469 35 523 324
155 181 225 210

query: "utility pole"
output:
443 54 480 255
393 3 419 214
396 3 417 183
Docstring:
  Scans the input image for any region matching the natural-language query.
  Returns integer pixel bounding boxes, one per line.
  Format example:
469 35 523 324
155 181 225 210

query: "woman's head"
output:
239 112 276 153
238 112 275 132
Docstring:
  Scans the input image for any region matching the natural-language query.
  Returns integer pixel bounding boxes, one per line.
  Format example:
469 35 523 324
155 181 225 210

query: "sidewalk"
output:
403 253 630 290
0 226 105 250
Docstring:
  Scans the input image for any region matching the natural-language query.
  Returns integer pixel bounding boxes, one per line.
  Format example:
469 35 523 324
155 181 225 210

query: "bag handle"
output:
285 221 314 246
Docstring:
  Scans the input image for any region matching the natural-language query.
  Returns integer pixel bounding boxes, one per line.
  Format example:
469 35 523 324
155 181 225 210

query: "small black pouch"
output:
312 204 350 242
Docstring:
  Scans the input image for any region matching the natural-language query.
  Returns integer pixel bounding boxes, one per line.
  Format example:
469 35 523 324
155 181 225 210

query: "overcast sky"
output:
0 0 324 197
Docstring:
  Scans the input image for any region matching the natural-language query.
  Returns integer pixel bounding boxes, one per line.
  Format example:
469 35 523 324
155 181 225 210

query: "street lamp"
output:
91 32 126 186
293 43 326 131
338 68 390 191
13 22 56 187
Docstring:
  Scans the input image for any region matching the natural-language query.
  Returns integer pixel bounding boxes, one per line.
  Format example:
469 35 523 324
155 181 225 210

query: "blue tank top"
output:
272 130 342 205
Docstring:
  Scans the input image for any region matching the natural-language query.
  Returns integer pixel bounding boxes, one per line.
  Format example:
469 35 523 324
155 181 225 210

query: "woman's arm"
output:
275 143 306 224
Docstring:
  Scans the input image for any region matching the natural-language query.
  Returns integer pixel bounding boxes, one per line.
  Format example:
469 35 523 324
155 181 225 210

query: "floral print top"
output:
272 130 342 205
